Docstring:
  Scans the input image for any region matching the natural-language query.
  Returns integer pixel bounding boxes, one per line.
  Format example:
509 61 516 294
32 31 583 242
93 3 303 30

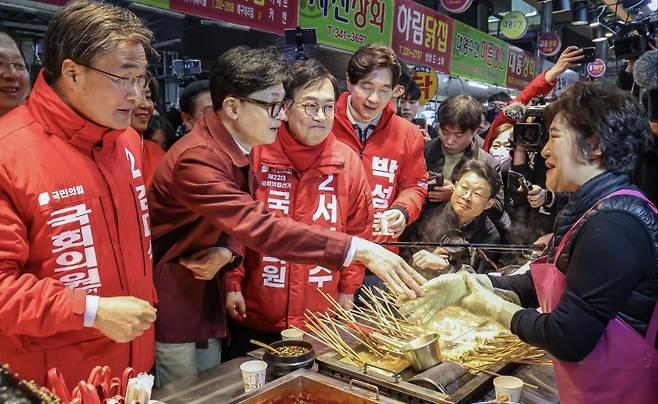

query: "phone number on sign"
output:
327 26 368 45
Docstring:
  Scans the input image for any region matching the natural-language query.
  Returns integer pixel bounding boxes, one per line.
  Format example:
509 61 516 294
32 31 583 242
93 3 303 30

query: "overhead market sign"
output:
171 0 298 35
587 59 606 78
298 0 394 53
450 20 509 86
440 0 474 14
411 66 438 104
507 46 538 90
500 11 528 40
392 0 454 74
537 33 561 57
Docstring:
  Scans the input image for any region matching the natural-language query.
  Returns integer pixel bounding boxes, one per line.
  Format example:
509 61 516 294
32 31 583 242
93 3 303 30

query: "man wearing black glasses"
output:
0 32 30 118
148 46 426 385
0 0 157 389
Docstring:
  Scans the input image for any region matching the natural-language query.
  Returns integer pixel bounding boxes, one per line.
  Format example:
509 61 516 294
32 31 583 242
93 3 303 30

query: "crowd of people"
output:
0 0 656 402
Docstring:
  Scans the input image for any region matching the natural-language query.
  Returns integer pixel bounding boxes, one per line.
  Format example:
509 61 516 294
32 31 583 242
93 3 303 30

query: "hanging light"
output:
552 0 571 14
572 1 589 25
592 26 607 42
588 8 601 27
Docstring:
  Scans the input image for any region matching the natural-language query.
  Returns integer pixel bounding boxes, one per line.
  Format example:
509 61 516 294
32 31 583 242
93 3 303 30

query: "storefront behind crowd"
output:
0 0 657 403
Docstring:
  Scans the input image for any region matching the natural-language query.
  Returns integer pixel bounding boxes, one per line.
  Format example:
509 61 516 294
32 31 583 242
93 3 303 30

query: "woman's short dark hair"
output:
457 160 502 199
437 95 483 133
284 59 339 100
347 44 401 87
543 81 653 173
143 115 176 150
209 46 289 111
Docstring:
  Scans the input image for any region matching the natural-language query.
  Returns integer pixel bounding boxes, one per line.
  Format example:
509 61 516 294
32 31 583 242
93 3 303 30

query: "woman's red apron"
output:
530 189 658 403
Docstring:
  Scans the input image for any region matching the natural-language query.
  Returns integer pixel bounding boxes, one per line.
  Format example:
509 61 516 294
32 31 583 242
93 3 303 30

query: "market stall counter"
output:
152 337 558 403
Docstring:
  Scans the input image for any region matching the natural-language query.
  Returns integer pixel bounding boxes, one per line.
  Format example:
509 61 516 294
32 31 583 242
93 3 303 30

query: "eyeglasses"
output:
0 59 29 74
454 182 489 201
78 62 151 91
294 101 335 118
235 96 291 118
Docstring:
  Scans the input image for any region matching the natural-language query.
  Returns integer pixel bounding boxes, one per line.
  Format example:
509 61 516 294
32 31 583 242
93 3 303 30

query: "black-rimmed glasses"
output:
78 63 151 91
235 96 291 118
0 59 29 74
293 101 335 118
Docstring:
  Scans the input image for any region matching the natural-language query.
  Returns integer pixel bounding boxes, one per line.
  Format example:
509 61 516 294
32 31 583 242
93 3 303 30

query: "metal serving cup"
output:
400 333 442 372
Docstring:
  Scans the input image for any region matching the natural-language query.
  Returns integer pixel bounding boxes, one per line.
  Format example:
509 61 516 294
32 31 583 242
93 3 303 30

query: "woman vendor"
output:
430 81 657 402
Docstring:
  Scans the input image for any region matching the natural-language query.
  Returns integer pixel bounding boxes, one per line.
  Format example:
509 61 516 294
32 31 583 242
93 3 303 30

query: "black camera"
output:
614 36 648 60
511 104 547 150
580 47 596 64
427 170 444 191
507 170 533 195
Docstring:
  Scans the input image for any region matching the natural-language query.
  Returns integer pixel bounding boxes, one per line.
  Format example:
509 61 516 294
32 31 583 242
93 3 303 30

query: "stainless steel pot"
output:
400 333 442 372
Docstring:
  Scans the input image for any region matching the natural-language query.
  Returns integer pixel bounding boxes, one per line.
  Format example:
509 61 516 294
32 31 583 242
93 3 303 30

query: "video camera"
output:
613 13 658 60
504 98 549 151
172 58 202 87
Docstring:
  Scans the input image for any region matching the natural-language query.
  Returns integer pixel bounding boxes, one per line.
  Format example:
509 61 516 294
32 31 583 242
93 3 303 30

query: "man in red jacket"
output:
148 46 425 385
223 59 373 357
332 44 428 290
0 0 157 389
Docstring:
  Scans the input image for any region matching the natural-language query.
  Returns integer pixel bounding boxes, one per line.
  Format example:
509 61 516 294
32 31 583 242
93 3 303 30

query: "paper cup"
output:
493 375 523 403
281 328 304 341
240 360 267 392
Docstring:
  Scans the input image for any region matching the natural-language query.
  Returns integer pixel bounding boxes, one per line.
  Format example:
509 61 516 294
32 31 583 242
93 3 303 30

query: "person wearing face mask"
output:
131 78 165 187
222 59 373 358
488 124 513 173
0 32 30 118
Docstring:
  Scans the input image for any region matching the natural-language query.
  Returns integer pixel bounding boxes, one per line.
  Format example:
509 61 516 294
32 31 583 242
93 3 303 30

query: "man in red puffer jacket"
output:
0 0 157 389
332 44 428 291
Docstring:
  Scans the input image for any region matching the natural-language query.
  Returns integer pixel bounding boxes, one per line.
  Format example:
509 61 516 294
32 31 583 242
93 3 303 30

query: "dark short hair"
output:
488 92 512 103
209 46 289 111
143 115 176 150
543 81 653 173
42 0 155 84
347 44 401 87
457 160 502 199
179 80 209 114
437 95 483 133
401 79 421 101
284 59 339 100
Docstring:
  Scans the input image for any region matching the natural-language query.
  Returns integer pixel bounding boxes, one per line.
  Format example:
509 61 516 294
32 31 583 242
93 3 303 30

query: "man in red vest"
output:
0 0 157 388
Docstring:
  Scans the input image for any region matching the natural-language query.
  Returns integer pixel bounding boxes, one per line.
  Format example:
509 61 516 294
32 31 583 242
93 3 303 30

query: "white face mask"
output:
490 148 512 172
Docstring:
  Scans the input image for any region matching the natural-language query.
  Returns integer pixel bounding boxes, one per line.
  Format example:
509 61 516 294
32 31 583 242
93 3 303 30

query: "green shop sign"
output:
298 0 394 53
134 0 170 8
450 21 509 86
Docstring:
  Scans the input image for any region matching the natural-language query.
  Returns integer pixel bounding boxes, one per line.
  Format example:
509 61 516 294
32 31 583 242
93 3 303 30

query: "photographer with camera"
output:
481 47 583 247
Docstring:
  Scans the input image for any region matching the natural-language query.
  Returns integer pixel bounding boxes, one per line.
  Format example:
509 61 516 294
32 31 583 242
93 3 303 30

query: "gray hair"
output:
42 0 156 84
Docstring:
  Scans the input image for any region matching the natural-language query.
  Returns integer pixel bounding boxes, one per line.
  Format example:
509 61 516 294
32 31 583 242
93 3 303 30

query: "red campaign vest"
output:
530 189 658 403
238 136 368 332
0 72 155 388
